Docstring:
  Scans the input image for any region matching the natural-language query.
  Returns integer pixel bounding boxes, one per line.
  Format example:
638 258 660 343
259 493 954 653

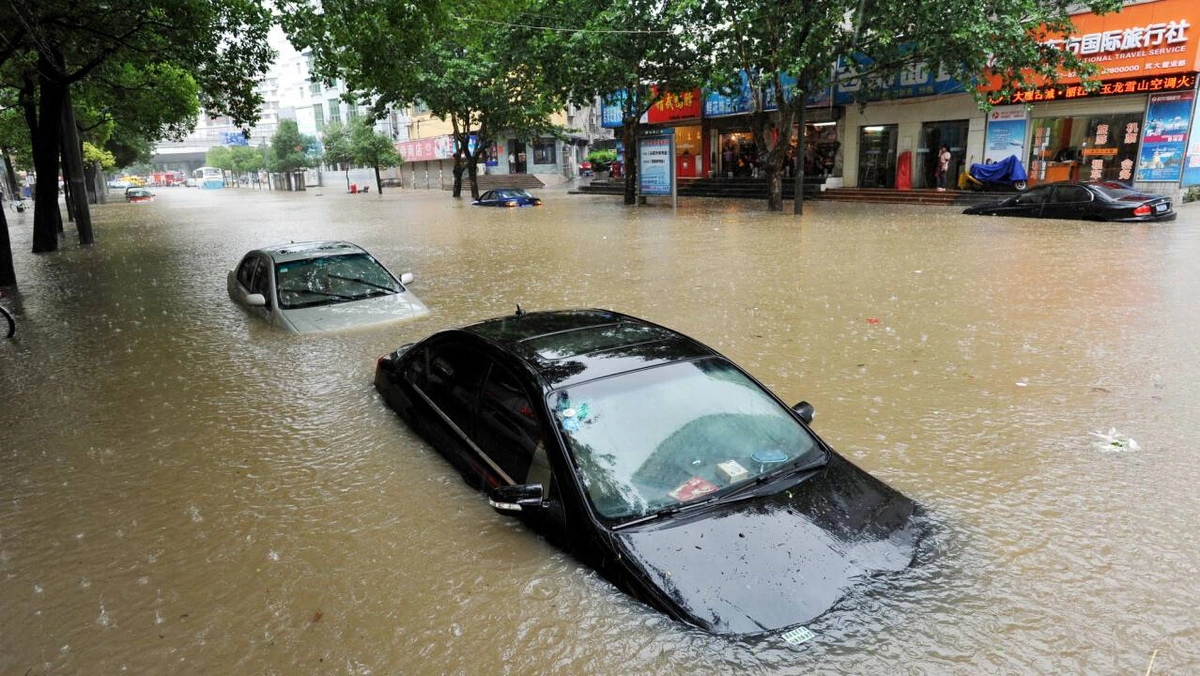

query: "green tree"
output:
321 122 354 190
539 0 701 204
270 119 320 191
350 120 403 195
681 0 1122 213
0 0 272 256
282 0 564 200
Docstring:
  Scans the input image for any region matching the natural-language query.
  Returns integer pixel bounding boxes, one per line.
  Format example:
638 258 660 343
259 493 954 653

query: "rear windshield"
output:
1089 182 1146 200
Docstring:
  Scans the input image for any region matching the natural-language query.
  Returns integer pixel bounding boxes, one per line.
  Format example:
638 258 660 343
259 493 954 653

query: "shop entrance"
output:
917 120 969 189
506 140 527 174
718 132 756 177
674 125 703 178
858 125 897 188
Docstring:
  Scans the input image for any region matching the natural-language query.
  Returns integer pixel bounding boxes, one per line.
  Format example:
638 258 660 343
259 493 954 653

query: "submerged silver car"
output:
227 241 429 332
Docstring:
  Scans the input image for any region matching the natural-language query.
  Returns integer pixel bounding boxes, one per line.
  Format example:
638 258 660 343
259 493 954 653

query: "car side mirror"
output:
488 483 545 514
400 272 414 285
792 401 815 424
246 293 267 307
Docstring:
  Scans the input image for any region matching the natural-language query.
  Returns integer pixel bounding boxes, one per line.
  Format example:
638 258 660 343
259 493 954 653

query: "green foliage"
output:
349 120 402 170
206 146 234 171
321 123 354 170
587 149 617 163
82 142 116 170
269 119 320 173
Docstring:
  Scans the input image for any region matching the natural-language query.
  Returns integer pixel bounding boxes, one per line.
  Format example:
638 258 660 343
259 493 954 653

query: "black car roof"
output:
462 309 716 389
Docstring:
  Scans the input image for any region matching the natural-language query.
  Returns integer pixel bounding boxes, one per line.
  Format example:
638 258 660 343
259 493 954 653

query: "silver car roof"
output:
257 241 367 264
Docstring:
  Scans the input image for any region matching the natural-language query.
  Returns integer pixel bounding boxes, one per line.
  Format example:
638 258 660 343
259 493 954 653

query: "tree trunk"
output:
451 161 464 197
2 150 18 197
374 165 382 195
344 166 350 191
467 160 479 199
766 165 783 211
622 123 637 205
31 53 66 254
0 205 15 287
60 89 93 244
793 102 806 216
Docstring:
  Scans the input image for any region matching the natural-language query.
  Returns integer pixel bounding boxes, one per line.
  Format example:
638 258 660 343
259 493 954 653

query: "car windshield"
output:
274 253 400 309
552 357 824 522
497 189 531 198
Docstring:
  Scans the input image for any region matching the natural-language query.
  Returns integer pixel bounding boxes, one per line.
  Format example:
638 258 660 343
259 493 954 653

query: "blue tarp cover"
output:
969 155 1028 183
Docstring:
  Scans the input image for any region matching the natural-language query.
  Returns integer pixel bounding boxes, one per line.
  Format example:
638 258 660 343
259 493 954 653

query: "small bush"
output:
1184 186 1200 203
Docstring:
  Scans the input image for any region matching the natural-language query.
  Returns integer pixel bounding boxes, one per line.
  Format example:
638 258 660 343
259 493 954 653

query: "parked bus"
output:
194 167 225 189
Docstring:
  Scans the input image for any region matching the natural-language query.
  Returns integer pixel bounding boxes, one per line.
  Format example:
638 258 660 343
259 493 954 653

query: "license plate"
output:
1155 202 1168 213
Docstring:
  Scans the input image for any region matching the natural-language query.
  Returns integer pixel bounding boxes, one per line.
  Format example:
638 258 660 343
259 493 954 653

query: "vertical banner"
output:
1184 90 1200 187
1136 91 1195 182
638 130 675 199
983 106 1029 164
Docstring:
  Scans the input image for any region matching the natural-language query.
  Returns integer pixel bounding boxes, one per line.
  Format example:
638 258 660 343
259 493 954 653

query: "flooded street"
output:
2 186 1199 673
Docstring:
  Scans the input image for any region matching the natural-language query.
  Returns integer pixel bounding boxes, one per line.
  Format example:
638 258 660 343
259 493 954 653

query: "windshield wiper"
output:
717 457 828 503
611 497 719 531
328 274 398 294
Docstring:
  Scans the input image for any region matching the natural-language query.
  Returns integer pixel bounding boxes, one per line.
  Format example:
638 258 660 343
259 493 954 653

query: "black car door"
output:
474 360 571 540
999 185 1052 217
404 339 492 488
1043 184 1093 220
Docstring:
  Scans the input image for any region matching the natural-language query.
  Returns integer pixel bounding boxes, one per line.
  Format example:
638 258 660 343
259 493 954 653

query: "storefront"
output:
984 0 1200 192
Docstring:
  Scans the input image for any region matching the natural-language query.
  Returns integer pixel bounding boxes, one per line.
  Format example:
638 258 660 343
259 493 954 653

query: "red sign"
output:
395 136 455 162
647 88 703 124
989 73 1196 105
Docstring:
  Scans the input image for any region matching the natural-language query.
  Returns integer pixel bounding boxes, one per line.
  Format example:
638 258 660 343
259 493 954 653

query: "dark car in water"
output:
374 309 923 638
471 188 542 207
125 187 154 203
963 180 1176 221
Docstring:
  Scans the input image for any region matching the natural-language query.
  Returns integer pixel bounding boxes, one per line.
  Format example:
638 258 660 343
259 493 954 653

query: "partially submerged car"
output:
963 180 1176 221
374 308 923 637
227 240 429 332
471 188 542 207
125 187 154 203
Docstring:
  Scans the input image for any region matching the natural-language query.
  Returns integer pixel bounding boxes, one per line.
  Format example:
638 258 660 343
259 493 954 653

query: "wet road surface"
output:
2 186 1199 673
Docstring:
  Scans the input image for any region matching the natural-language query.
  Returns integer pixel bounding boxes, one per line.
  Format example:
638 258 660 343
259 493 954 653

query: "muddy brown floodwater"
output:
2 186 1199 674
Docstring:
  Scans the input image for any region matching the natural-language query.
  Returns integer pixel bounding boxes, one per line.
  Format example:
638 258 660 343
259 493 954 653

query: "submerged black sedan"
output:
963 180 1176 221
374 309 923 637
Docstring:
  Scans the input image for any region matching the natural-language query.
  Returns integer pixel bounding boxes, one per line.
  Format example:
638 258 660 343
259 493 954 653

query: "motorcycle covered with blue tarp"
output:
964 155 1028 191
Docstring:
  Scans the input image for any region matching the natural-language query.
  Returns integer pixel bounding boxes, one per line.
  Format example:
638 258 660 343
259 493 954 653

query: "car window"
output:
1051 185 1091 203
476 362 546 484
1014 186 1052 205
553 358 823 521
480 191 494 201
420 341 490 441
274 253 400 309
249 256 270 298
236 256 259 289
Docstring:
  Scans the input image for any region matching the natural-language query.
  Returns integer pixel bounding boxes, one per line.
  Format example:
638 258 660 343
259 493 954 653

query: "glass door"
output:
858 125 897 188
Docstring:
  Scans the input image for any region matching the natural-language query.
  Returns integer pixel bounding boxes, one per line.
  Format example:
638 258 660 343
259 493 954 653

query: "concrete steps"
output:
813 187 997 206
450 174 546 192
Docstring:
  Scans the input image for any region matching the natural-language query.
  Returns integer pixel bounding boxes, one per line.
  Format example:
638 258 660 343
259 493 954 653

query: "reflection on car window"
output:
1051 186 1091 203
249 257 270 297
1016 187 1051 204
274 253 400 309
476 363 545 483
553 358 822 521
237 256 258 289
421 341 490 442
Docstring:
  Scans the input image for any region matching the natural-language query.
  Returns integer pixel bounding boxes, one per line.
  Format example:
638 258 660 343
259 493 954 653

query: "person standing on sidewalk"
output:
936 145 951 191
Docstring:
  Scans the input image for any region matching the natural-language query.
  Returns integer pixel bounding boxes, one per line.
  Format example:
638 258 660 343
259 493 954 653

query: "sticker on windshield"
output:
556 396 593 432
781 625 816 645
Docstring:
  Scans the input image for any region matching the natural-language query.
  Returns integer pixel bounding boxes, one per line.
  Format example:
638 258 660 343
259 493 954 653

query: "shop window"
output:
1029 112 1142 184
533 140 557 165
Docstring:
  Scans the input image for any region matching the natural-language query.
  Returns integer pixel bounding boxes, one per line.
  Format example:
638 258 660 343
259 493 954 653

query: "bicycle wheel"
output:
1 306 13 338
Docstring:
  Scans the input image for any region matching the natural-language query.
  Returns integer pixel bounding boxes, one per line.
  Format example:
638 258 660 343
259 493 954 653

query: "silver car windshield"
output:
551 358 823 521
274 253 400 309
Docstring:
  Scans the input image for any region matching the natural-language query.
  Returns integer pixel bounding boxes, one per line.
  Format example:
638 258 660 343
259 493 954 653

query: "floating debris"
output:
1090 428 1140 452
781 625 816 645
